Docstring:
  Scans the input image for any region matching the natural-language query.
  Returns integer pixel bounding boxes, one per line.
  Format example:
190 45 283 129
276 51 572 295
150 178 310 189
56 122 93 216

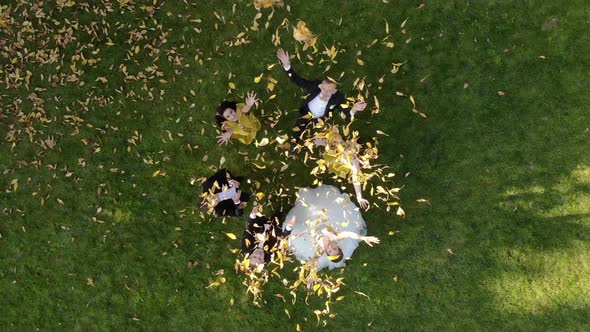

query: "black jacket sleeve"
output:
280 227 293 238
325 92 353 121
241 215 268 254
202 168 231 193
214 199 242 217
269 214 292 238
242 218 256 254
285 67 321 94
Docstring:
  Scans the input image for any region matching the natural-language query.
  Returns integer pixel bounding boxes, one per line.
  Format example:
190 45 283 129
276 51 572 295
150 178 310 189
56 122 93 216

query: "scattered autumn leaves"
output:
0 0 428 329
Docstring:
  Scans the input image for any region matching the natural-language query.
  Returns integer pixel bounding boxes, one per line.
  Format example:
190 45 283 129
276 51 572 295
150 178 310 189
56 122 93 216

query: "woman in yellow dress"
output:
312 125 378 209
216 91 261 145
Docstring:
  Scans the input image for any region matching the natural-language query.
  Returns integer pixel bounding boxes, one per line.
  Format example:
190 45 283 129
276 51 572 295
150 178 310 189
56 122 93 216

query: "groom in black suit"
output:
241 205 296 268
276 48 367 146
201 168 251 217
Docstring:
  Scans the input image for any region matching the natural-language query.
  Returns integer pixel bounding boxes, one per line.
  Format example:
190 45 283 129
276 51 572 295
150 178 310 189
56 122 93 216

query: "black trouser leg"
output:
240 192 251 202
293 116 311 144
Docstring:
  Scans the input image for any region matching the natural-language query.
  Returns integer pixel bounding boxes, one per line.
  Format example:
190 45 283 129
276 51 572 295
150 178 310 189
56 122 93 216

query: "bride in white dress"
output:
284 185 379 271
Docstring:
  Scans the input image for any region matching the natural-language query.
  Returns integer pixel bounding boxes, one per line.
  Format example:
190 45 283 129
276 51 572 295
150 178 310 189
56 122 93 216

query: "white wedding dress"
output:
284 185 367 270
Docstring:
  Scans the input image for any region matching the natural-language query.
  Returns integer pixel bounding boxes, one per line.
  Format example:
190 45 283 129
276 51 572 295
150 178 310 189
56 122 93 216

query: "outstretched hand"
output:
216 131 232 145
362 236 380 247
245 91 258 107
277 48 290 69
357 197 369 209
352 100 368 112
228 179 240 188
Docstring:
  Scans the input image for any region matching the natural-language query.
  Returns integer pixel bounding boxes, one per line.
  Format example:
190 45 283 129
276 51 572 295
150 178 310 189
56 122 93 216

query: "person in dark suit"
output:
276 48 368 146
241 205 297 268
201 168 250 217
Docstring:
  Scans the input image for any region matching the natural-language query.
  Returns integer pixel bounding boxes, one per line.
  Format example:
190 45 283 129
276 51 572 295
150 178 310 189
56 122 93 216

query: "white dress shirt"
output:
307 94 329 118
217 186 237 201
283 65 356 118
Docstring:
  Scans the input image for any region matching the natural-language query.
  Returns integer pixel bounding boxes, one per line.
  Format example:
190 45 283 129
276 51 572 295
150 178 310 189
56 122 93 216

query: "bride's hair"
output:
326 241 343 263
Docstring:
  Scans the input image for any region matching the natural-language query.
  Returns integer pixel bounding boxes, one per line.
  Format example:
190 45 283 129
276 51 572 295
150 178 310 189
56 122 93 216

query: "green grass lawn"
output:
1 0 589 330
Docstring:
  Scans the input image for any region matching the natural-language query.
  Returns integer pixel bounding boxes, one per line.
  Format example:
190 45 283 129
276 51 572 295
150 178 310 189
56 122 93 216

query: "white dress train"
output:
284 185 367 270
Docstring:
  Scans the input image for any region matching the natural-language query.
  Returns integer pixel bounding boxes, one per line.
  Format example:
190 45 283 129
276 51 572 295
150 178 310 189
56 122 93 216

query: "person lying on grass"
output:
200 168 250 217
305 227 379 287
276 48 367 148
216 91 261 145
310 124 378 209
241 205 297 270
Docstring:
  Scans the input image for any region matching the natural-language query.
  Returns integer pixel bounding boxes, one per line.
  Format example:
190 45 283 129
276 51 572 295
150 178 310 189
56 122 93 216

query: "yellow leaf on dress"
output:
228 82 236 89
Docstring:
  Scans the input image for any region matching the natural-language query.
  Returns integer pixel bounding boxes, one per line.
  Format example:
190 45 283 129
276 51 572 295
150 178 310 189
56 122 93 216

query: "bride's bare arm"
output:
351 159 369 209
240 91 257 113
336 231 363 240
337 232 380 247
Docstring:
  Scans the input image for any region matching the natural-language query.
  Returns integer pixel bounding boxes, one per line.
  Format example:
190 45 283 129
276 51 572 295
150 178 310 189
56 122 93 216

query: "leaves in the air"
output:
293 20 318 52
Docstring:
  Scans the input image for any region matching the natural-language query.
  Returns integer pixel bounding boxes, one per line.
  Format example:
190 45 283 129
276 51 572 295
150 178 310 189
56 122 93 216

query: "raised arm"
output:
216 123 233 145
278 215 296 237
336 231 380 246
240 91 258 114
277 48 318 91
351 158 369 209
242 211 259 253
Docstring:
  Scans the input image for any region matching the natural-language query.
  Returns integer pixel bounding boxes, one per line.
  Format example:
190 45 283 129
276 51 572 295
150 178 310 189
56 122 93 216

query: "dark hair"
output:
327 242 343 263
328 251 343 263
216 101 237 126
